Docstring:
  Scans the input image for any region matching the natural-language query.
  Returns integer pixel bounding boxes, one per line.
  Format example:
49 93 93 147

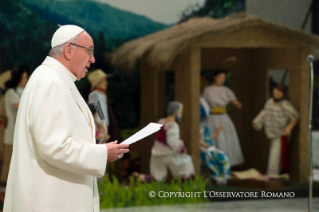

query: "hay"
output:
111 13 319 71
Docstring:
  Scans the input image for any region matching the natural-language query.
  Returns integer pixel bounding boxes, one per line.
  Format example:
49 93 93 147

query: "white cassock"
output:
4 57 108 212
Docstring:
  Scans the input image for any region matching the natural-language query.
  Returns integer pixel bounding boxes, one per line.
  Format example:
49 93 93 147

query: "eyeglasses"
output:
69 43 94 56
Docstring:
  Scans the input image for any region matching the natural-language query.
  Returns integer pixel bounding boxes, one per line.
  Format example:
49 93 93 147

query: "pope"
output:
3 25 129 212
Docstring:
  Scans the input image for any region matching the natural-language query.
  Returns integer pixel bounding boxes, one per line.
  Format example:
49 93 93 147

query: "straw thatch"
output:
111 13 319 70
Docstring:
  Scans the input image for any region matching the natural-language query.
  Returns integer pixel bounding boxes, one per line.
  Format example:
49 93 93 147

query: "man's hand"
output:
232 100 242 109
283 119 298 136
283 126 292 136
201 141 210 148
211 126 222 140
106 141 129 162
179 145 187 154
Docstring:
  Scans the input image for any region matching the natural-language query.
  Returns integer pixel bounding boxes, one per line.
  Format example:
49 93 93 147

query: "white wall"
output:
246 0 312 32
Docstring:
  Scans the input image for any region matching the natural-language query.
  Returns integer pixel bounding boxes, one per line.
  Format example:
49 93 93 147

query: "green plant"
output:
98 174 209 208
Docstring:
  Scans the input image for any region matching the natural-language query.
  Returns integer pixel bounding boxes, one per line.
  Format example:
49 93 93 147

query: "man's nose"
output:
90 55 95 63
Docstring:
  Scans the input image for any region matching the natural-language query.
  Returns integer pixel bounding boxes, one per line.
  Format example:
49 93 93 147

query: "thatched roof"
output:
111 13 319 70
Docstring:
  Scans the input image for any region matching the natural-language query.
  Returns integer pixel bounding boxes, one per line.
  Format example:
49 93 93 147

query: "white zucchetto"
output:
51 25 84 48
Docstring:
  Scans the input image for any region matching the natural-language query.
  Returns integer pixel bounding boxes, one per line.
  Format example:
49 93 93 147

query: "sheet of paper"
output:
121 122 163 145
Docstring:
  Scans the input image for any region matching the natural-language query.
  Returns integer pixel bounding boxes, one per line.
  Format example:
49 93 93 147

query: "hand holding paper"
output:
121 123 163 145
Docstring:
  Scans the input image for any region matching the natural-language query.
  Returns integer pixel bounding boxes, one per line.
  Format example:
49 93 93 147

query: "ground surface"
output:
101 197 319 212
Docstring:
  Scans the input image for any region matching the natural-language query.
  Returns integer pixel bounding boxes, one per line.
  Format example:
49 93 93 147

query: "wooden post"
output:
140 60 165 173
299 47 311 182
174 48 201 175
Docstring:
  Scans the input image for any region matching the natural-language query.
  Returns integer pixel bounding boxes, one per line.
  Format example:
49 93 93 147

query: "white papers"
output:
121 123 163 145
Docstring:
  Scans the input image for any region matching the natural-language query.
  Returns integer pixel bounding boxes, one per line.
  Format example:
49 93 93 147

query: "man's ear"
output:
64 44 72 60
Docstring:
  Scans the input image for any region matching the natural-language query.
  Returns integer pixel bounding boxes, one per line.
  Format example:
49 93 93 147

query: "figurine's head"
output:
5 66 29 90
213 69 227 86
167 101 183 123
96 77 108 91
88 69 111 91
273 84 286 102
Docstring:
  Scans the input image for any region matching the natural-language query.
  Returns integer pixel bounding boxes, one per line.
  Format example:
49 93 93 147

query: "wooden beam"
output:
298 47 311 182
140 60 165 173
174 48 201 175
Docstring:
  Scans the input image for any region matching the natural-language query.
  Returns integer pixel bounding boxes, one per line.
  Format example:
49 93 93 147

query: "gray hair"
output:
48 34 80 58
167 101 181 116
